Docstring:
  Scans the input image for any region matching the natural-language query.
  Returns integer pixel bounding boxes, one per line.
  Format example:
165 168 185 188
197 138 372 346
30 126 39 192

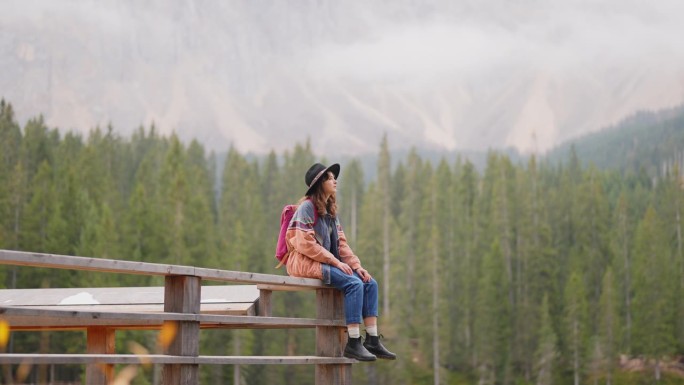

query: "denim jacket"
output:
285 199 362 280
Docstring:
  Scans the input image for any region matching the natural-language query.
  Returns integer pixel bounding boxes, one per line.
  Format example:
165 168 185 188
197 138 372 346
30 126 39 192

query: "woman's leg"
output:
327 266 376 361
328 267 364 325
360 276 379 321
359 277 396 360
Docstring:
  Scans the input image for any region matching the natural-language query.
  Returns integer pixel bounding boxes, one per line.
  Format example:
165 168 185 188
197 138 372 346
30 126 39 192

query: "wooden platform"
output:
0 250 353 385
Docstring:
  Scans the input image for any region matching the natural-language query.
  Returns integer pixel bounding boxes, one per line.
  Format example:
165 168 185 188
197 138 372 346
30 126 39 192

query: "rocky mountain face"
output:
2 0 683 156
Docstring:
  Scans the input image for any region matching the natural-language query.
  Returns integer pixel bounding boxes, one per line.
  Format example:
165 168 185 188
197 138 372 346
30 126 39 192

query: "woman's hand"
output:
336 261 354 275
356 267 372 282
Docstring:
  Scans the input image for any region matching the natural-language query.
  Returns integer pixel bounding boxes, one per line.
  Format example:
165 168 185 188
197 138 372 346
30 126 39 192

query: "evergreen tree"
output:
564 271 589 385
632 206 675 381
0 100 22 252
20 116 55 181
5 161 27 288
377 134 392 317
124 153 166 274
397 149 426 327
260 150 283 271
429 159 452 385
474 240 511 385
515 156 556 381
534 294 557 385
338 158 364 246
656 166 684 349
21 160 54 252
611 191 633 351
356 182 384 287
452 159 480 371
595 267 619 385
159 135 189 265
572 166 611 330
52 133 86 256
478 153 516 383
184 140 217 268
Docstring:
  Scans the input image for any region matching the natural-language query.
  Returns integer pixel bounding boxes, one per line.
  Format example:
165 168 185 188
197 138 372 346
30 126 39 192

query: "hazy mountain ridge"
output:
2 0 684 156
545 105 684 175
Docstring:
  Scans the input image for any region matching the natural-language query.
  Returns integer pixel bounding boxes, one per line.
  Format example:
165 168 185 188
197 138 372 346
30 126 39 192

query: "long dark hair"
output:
300 173 337 217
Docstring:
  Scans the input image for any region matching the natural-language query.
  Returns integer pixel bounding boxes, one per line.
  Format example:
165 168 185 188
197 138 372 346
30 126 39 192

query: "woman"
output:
285 162 396 361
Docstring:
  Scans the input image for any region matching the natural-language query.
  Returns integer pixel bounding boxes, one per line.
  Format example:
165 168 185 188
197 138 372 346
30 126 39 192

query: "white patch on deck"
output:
59 292 100 305
201 298 228 303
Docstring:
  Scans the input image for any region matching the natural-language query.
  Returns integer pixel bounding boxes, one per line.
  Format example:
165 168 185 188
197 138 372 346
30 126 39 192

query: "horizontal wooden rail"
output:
0 354 356 365
0 285 259 316
0 250 328 289
0 306 346 330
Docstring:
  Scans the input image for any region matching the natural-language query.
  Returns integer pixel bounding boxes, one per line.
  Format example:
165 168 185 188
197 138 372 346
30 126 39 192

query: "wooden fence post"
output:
162 275 201 385
258 289 272 316
85 326 115 385
315 289 351 385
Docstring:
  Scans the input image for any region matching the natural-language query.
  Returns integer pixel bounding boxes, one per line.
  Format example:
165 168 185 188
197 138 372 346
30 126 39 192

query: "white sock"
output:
366 325 378 337
348 325 361 338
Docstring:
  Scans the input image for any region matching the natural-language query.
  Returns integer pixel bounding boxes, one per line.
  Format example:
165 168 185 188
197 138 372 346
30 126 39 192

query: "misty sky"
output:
303 0 684 152
311 2 684 80
3 0 684 155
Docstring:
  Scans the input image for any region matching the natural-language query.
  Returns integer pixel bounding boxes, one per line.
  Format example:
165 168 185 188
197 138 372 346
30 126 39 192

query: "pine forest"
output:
1 99 684 385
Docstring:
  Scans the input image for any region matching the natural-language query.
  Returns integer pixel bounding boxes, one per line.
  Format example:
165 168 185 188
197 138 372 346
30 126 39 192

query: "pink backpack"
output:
274 200 317 268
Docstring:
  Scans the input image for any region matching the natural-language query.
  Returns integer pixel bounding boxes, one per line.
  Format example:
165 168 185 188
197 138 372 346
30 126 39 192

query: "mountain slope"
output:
2 0 684 155
545 105 684 176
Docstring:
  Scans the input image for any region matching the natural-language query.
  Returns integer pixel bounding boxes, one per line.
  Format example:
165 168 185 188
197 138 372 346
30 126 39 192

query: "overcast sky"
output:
3 0 684 155
305 0 684 152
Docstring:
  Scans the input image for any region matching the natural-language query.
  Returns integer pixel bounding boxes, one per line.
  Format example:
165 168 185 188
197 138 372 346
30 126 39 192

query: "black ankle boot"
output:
344 337 377 361
363 333 397 360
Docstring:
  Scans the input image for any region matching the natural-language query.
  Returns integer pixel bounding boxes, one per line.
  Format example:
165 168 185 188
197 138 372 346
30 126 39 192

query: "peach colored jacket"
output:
285 204 363 280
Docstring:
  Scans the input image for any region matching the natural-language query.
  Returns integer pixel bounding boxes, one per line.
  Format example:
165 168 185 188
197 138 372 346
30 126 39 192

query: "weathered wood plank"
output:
0 250 194 276
85 327 115 385
162 275 200 385
8 303 255 315
194 266 325 288
316 289 352 385
0 250 326 288
0 285 260 306
258 289 272 317
0 354 357 365
196 356 357 365
0 306 346 330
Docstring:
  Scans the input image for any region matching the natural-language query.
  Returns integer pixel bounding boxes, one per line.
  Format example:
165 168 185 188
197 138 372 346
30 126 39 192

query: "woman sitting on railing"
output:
284 163 396 362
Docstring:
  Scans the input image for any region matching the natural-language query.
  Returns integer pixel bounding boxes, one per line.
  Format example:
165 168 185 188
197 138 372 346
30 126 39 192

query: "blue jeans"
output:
322 264 379 325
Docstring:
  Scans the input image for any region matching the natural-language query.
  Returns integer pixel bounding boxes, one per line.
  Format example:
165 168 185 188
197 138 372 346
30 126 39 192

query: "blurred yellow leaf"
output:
16 360 32 382
110 365 138 385
128 341 151 367
0 319 10 349
158 321 178 350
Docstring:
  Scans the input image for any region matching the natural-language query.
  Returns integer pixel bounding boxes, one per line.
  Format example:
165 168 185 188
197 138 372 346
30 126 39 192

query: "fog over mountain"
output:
2 0 684 156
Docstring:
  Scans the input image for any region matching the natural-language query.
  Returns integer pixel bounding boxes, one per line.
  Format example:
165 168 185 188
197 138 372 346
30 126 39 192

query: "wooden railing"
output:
0 249 355 385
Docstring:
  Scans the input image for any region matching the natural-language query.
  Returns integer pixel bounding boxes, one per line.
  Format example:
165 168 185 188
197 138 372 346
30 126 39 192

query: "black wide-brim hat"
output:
305 163 340 196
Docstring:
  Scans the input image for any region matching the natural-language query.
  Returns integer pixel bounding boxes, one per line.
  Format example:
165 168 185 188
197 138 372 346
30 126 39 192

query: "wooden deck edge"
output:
0 306 345 330
0 250 326 288
0 354 357 365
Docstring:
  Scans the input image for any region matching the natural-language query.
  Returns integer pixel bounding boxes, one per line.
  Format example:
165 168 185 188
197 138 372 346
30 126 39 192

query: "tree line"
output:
1 99 683 385
546 105 684 177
